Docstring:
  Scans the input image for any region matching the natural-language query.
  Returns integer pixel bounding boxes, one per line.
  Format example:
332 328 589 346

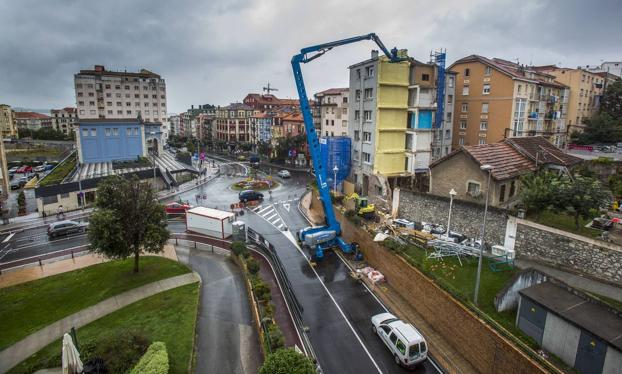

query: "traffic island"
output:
231 178 279 191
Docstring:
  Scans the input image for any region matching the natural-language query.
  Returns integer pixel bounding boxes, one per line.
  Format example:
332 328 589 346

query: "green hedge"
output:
38 153 77 186
130 341 169 374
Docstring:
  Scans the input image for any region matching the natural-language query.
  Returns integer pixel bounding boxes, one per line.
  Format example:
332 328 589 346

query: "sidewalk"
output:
0 245 178 289
0 271 200 373
515 258 622 303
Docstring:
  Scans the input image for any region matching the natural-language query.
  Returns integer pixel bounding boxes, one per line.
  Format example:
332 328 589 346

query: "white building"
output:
587 61 622 78
314 88 349 137
51 107 78 136
74 65 167 123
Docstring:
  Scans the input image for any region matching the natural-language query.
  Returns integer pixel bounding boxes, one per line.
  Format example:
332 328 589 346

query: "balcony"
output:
528 112 538 119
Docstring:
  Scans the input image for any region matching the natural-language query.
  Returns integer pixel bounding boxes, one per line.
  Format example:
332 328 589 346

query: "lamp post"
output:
332 165 339 194
474 164 493 305
446 188 457 240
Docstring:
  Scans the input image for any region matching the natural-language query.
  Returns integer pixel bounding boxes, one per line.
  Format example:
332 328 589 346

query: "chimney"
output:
191 105 194 110
371 50 379 59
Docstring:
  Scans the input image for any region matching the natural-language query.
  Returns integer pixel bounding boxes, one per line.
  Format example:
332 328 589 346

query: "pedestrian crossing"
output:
251 203 287 230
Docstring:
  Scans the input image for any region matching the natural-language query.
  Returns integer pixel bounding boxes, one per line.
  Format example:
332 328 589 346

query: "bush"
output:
231 241 248 257
254 280 272 302
17 191 26 212
260 348 316 374
382 239 402 252
130 341 169 374
80 330 150 374
266 323 284 351
246 257 260 275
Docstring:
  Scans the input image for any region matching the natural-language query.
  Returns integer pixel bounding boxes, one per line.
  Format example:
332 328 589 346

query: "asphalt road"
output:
240 210 442 374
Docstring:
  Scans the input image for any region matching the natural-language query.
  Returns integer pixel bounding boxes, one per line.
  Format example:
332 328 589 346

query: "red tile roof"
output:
505 136 582 167
15 111 50 119
283 112 304 122
316 88 348 96
463 143 537 180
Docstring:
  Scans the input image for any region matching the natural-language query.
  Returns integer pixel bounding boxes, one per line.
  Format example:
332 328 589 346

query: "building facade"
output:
51 107 78 136
587 61 622 78
314 88 349 137
74 65 167 123
449 56 569 150
243 93 299 112
431 71 457 160
168 115 181 136
534 66 605 135
215 103 254 143
14 112 52 131
76 118 146 163
0 104 18 139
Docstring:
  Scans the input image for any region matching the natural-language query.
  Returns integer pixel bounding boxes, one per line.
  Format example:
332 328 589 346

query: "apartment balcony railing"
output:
528 112 538 119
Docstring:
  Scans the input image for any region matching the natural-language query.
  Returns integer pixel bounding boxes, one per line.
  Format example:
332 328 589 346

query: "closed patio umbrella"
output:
62 333 83 374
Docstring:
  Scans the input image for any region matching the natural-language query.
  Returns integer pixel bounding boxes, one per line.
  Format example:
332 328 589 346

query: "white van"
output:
371 312 428 367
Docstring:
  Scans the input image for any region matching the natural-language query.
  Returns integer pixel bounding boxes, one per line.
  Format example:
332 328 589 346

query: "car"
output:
16 165 32 174
239 190 264 203
8 166 19 175
10 179 22 190
33 165 46 173
277 170 291 178
371 312 428 368
592 217 613 230
165 202 192 214
47 220 88 238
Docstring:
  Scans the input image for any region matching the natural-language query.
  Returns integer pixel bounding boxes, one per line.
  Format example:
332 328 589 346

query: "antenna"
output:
263 83 279 95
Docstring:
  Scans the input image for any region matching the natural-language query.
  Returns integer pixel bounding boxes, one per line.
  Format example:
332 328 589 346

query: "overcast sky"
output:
0 0 620 114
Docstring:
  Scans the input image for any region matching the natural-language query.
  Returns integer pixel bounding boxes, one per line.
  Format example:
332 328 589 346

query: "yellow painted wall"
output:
375 58 409 175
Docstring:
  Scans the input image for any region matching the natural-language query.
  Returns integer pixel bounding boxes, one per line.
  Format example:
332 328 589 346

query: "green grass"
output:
0 256 190 350
38 153 77 186
530 210 600 238
6 147 64 160
9 283 200 374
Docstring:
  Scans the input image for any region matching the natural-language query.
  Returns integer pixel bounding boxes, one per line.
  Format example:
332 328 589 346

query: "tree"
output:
259 348 315 374
17 191 26 215
580 112 622 144
88 175 169 273
186 139 196 155
519 172 558 218
555 175 611 230
601 79 622 119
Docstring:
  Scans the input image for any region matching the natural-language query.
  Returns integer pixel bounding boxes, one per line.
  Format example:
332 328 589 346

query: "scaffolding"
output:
427 239 481 266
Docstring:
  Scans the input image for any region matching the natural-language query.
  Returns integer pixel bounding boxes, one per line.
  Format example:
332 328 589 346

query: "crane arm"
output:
291 33 404 250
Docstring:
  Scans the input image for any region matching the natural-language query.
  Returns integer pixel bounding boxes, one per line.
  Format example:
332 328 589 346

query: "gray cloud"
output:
0 0 620 113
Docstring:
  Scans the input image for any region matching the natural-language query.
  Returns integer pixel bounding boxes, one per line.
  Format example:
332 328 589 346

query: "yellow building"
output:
0 104 18 139
534 66 605 135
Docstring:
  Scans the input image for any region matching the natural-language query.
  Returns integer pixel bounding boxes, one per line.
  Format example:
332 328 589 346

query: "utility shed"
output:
186 207 235 239
518 281 622 374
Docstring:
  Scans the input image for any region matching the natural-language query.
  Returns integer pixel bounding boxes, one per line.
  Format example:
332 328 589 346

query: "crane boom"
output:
292 33 405 260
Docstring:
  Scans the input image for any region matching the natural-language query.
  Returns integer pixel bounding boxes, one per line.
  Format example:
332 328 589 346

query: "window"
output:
363 131 371 142
353 150 359 160
517 84 522 94
144 102 149 107
422 73 430 81
134 85 139 90
448 76 455 88
364 88 373 99
446 112 452 121
396 340 406 355
509 180 516 197
460 121 467 129
325 131 329 136
483 84 491 94
135 102 140 107
105 128 111 136
88 92 94 97
144 94 149 98
354 130 360 140
364 111 372 121
106 93 111 98
42 195 58 205
366 66 374 77
363 152 371 163
126 128 132 136
499 184 506 203
479 138 486 145
79 109 85 115
115 85 121 89
152 94 157 99
82 128 89 137
124 85 130 90
484 66 492 76
356 69 361 79
343 108 348 115
343 97 348 103
461 103 468 112
90 128 96 136
482 103 489 113
459 137 465 145
355 90 361 101
105 84 111 89
134 94 139 98
112 128 119 136
447 94 453 103
115 93 121 98
125 93 130 98
117 110 123 115
76 83 83 88
107 110 113 114
465 68 470 77
467 181 481 196
126 102 131 106
78 101 84 106
89 110 96 115
445 129 450 139
87 84 93 89
331 119 334 126
354 110 360 121
133 128 139 136
480 121 488 131
462 86 470 96
77 92 84 97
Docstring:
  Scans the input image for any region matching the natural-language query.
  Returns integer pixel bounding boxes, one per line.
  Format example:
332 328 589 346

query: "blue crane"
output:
292 33 406 260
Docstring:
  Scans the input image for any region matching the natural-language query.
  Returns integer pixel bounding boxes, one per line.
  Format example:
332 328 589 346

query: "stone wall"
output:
398 190 507 246
335 209 547 374
515 219 622 283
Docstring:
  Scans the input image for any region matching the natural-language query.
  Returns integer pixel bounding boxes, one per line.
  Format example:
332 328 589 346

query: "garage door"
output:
518 297 547 345
574 330 606 374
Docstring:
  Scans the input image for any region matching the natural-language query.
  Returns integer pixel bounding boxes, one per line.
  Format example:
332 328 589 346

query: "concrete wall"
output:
541 312 580 366
398 190 507 246
494 268 548 312
335 208 547 373
515 219 622 283
79 123 144 163
603 346 622 374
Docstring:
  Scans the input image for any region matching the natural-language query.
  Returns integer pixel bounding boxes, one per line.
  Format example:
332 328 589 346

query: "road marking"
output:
270 217 282 225
277 223 285 229
264 213 278 222
252 205 263 212
283 203 290 212
257 206 273 215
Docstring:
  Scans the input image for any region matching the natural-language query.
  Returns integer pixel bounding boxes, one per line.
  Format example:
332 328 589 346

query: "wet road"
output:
240 210 443 374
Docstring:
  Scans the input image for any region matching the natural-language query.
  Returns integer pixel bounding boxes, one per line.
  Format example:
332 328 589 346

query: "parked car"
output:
16 165 32 174
47 220 88 238
33 165 46 173
592 217 613 230
10 179 23 190
371 312 428 367
8 166 19 176
165 202 192 214
277 170 291 178
239 190 264 203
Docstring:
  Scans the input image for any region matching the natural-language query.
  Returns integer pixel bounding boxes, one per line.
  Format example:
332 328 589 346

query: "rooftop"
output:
520 281 622 351
14 111 50 120
187 207 234 220
506 136 583 167
315 88 349 96
76 65 161 79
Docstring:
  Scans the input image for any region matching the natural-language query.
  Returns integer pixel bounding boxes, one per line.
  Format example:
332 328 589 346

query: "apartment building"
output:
215 103 254 143
534 66 605 134
587 61 622 78
50 107 78 136
168 115 181 136
74 65 167 123
348 50 410 197
243 93 299 112
431 71 457 160
0 104 18 139
314 88 349 137
14 112 52 131
449 56 569 150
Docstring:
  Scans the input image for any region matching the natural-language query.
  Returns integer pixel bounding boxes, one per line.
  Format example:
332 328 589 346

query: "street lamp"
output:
332 165 339 194
446 188 457 240
474 164 493 306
